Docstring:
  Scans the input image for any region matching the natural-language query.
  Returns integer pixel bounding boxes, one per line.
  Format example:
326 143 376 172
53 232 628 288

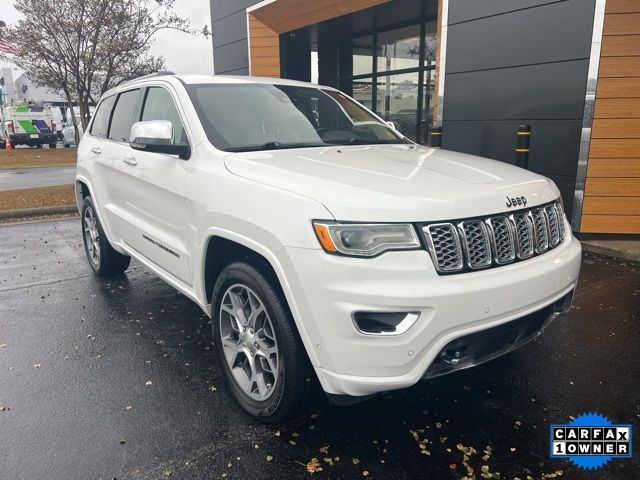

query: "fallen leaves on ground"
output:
0 148 76 169
306 458 323 473
541 470 564 479
0 185 76 212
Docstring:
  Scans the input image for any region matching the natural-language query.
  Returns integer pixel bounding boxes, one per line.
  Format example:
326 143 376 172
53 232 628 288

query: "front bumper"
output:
279 233 582 397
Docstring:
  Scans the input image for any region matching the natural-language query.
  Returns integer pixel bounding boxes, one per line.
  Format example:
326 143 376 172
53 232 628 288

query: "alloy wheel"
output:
83 206 100 267
219 284 280 401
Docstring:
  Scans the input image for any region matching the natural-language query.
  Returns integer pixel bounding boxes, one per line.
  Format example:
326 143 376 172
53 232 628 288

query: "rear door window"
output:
108 89 142 142
90 95 116 139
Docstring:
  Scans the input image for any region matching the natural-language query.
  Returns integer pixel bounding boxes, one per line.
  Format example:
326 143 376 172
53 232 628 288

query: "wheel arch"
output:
201 230 322 368
75 178 91 211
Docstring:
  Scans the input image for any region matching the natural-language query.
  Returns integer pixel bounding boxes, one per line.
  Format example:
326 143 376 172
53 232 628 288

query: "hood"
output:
224 144 560 222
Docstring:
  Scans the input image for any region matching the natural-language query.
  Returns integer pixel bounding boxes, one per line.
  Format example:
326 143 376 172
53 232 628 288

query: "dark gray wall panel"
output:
443 60 589 121
211 0 246 22
219 67 250 75
442 120 582 177
213 40 249 74
213 10 248 48
545 174 576 216
448 0 559 25
446 1 594 73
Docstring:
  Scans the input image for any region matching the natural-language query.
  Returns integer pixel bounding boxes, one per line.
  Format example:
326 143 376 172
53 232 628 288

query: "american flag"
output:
0 37 19 55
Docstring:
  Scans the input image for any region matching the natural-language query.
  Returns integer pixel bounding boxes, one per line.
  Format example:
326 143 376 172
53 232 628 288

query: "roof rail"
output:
116 71 177 89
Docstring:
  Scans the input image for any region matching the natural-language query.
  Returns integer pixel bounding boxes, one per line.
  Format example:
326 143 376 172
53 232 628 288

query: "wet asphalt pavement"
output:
0 218 639 480
0 166 76 191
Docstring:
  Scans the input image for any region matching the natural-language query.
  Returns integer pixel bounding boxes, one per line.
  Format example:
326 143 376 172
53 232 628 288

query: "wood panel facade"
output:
581 0 640 233
247 13 281 77
246 0 389 77
249 0 389 35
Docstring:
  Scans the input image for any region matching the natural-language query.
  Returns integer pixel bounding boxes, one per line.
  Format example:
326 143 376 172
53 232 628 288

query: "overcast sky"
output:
0 0 214 75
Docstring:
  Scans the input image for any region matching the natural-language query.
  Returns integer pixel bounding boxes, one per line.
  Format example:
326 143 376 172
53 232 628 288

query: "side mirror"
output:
129 120 190 160
387 120 402 133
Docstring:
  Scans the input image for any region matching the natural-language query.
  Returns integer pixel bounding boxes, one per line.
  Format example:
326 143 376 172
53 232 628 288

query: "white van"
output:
1 103 58 149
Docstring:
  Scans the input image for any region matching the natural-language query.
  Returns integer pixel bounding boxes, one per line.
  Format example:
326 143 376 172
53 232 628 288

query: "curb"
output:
0 205 78 221
581 242 640 263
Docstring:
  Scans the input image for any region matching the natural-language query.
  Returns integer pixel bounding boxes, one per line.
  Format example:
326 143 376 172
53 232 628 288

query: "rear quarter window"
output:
90 95 116 139
108 89 142 142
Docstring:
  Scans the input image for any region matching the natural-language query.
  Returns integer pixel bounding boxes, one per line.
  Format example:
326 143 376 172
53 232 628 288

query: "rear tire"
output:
49 143 57 149
212 262 311 423
81 196 130 276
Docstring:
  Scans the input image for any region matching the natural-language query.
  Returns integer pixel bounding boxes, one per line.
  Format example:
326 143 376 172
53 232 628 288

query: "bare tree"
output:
1 0 199 143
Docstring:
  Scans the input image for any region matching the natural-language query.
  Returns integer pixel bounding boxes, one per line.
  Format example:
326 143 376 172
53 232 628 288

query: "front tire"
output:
212 262 311 422
81 196 130 276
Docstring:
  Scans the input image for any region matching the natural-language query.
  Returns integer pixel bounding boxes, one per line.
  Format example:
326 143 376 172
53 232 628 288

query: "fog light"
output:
352 311 420 336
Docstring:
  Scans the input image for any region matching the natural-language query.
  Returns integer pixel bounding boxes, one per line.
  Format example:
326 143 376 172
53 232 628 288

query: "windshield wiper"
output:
225 141 327 152
329 138 405 146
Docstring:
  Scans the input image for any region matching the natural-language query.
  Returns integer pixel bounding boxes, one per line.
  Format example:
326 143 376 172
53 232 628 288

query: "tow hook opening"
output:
440 344 469 365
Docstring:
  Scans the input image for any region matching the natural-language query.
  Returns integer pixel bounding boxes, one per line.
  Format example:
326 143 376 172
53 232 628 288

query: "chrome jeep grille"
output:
424 223 463 272
460 220 492 269
422 200 567 274
512 212 534 259
489 215 516 264
531 208 549 253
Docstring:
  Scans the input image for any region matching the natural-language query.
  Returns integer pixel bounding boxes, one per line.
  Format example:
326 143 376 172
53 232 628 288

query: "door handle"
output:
91 147 101 154
123 156 138 166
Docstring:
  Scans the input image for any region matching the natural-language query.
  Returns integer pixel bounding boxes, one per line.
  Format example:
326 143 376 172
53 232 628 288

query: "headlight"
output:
313 221 420 257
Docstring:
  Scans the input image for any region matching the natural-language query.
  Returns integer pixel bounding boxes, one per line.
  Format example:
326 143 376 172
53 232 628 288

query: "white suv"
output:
75 73 582 421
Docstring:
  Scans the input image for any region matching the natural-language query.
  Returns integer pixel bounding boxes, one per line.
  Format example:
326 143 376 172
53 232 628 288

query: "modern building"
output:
210 0 639 235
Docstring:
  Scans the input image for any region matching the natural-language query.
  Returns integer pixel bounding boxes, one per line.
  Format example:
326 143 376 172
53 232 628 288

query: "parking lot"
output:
0 218 639 480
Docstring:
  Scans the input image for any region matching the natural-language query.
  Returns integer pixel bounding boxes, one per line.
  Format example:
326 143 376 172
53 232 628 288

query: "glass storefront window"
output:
424 33 437 66
350 35 374 77
337 21 437 144
377 25 421 73
351 78 374 110
377 71 420 141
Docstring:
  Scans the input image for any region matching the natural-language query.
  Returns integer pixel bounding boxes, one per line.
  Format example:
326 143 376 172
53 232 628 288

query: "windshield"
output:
186 84 408 152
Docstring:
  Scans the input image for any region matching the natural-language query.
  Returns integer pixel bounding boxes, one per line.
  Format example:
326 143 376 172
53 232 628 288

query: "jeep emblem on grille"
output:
506 196 527 208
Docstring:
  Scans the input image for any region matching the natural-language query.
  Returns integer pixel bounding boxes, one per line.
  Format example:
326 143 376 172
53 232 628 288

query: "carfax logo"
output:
550 412 633 469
